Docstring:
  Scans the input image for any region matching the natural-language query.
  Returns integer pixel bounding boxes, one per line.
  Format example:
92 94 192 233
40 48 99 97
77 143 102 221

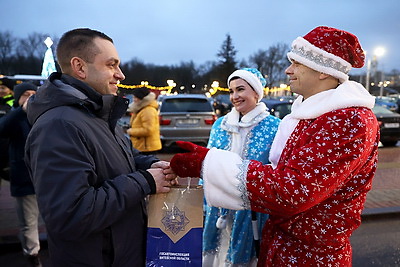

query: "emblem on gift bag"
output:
161 206 190 235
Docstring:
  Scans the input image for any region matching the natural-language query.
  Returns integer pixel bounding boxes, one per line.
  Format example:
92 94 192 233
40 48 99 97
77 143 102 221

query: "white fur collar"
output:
221 102 269 133
269 81 375 168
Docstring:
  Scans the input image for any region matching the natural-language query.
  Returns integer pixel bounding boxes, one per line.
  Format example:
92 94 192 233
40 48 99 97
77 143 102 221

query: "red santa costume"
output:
171 26 380 267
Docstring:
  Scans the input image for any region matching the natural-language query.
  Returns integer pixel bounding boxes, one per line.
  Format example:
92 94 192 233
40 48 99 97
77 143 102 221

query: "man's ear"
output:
319 73 331 80
70 57 87 79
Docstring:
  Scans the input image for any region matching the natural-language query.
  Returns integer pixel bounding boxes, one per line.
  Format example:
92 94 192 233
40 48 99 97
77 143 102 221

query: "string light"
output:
117 81 291 96
207 85 291 96
117 81 176 94
117 83 174 91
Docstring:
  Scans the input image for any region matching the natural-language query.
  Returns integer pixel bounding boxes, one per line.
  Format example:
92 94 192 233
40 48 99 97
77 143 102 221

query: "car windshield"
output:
161 98 212 112
372 105 396 114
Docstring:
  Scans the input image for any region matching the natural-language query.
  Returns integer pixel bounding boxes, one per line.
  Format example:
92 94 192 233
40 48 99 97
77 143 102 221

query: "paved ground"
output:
0 147 399 265
362 147 400 215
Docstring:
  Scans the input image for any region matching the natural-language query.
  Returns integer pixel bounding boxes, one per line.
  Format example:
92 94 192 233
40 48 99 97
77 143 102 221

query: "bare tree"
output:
0 31 17 74
18 32 48 58
249 43 290 87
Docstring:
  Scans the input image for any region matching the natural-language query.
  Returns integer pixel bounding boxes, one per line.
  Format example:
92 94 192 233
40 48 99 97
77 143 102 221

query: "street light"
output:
374 47 385 58
365 47 385 93
210 81 219 96
166 79 176 88
211 81 219 88
374 47 386 97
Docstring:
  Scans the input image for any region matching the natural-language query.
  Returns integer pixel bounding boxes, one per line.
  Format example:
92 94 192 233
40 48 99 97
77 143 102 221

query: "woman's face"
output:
229 78 259 115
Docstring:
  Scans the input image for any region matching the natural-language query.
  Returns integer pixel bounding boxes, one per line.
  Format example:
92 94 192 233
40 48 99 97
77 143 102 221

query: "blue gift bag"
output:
146 184 203 267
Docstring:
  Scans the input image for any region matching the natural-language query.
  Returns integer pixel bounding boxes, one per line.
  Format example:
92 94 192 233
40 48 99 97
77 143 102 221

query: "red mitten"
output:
170 141 210 177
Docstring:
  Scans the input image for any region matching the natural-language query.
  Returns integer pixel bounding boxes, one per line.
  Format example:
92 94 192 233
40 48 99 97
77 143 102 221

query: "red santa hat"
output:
287 26 365 82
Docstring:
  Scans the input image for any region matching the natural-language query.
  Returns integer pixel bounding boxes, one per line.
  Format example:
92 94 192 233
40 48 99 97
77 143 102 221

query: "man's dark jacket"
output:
25 73 158 266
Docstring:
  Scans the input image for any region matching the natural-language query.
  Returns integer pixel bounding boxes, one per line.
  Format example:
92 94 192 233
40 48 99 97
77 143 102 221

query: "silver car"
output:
158 94 216 147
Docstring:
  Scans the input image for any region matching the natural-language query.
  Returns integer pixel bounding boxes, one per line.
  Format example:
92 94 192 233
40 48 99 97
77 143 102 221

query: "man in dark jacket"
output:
0 82 41 266
0 77 15 181
25 28 177 267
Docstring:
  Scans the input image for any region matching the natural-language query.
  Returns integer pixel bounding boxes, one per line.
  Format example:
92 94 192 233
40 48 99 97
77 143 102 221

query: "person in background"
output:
24 28 176 267
202 68 280 266
170 26 379 266
0 77 15 184
0 82 40 266
0 77 15 114
127 87 162 154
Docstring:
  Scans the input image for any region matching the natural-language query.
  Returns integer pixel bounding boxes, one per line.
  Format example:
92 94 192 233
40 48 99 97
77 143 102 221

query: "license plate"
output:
177 119 199 125
384 123 400 128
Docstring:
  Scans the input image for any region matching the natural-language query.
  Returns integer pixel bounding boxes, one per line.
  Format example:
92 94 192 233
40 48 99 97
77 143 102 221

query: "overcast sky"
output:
3 0 400 76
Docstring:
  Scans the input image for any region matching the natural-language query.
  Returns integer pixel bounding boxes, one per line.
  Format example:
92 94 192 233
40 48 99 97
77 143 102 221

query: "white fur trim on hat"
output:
287 37 352 83
227 69 264 101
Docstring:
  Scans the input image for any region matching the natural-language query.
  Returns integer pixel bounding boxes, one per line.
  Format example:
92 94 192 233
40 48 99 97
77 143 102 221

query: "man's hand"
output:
151 160 178 186
147 168 174 193
170 141 209 178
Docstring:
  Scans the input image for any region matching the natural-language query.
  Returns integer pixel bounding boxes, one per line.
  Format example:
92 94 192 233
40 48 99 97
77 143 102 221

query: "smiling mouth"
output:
233 101 244 106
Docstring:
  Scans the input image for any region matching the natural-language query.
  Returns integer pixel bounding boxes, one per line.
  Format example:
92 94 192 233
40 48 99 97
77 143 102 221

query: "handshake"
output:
149 141 209 194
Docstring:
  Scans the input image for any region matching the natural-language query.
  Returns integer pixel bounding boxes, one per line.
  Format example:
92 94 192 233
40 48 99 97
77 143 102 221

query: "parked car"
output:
375 96 398 112
158 94 217 147
213 94 232 116
372 105 400 147
261 98 293 119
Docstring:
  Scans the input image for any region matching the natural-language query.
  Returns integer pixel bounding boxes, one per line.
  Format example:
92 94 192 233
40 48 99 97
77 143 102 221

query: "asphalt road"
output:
351 213 400 266
2 213 399 266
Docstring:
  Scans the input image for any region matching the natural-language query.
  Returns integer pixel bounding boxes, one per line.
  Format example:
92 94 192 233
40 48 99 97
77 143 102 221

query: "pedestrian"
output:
170 26 379 266
127 87 162 154
0 77 15 184
0 82 41 266
24 28 177 267
202 68 280 266
0 77 15 115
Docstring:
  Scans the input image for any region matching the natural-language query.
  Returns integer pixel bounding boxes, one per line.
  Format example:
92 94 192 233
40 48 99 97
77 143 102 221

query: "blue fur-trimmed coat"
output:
203 103 280 265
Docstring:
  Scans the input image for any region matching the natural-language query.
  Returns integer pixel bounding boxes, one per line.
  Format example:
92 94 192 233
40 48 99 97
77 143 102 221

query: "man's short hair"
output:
56 28 113 71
